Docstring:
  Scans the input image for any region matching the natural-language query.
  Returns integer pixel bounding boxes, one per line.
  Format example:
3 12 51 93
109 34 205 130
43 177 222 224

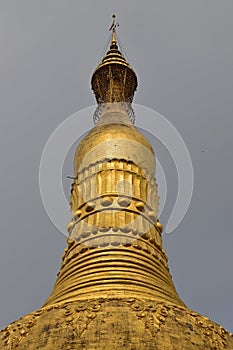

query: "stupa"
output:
1 15 232 350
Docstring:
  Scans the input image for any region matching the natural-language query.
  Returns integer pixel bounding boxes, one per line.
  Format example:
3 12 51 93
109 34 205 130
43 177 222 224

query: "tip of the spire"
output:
109 14 119 49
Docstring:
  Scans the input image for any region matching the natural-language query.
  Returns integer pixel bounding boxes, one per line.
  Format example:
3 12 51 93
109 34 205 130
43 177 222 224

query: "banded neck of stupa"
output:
44 155 184 307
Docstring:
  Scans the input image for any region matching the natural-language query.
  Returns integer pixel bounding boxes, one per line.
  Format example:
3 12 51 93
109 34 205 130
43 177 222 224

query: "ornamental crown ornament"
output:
91 15 137 104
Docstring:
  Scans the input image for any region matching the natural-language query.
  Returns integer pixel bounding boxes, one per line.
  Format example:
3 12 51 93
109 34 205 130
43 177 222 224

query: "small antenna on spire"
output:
109 14 119 33
109 14 119 49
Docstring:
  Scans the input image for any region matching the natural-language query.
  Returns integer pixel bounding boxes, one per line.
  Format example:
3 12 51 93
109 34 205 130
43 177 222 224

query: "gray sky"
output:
0 0 233 333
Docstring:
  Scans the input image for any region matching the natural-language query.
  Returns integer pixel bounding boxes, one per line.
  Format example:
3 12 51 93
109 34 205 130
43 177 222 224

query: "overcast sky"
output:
0 0 233 332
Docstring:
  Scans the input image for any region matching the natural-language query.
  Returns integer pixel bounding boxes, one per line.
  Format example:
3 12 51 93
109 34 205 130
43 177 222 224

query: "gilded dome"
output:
74 117 155 178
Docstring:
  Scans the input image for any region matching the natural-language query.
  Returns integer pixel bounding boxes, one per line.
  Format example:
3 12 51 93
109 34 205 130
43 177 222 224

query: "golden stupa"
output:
1 16 232 350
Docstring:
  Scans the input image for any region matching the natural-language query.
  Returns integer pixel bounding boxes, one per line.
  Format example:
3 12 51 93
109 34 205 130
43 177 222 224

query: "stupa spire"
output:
91 15 137 105
109 14 119 49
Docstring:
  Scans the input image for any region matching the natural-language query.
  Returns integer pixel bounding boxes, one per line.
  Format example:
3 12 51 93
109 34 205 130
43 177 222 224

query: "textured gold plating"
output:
1 299 233 349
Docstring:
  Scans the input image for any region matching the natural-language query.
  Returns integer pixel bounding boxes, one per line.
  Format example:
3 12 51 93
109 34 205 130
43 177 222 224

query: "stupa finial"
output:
109 14 119 49
91 14 137 105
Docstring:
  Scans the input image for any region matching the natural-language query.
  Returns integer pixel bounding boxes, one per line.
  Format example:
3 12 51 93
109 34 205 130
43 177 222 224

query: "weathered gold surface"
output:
1 299 233 349
1 16 232 350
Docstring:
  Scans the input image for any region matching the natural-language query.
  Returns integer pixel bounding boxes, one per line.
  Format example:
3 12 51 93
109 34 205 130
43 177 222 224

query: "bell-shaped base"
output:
1 298 233 349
